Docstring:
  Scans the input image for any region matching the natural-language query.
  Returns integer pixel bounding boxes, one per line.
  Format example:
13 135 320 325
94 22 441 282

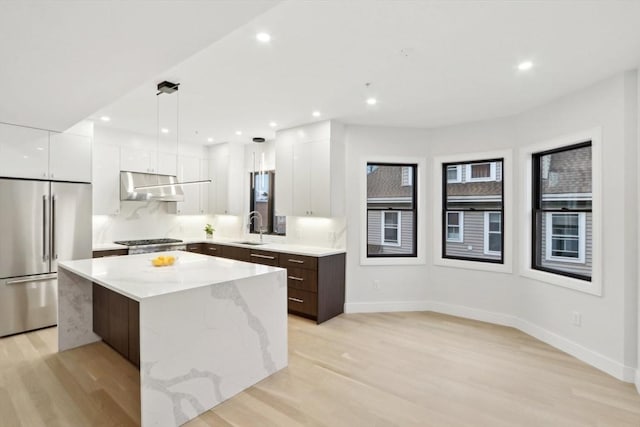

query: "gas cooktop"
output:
113 238 184 246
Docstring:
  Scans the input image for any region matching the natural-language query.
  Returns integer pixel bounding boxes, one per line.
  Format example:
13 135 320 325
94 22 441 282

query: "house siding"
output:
445 211 501 261
367 210 415 255
538 212 592 277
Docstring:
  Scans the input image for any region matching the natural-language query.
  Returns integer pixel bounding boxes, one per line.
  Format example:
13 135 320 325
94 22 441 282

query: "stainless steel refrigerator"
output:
0 178 91 337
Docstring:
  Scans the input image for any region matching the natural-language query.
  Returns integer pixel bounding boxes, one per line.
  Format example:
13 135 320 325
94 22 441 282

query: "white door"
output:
0 124 49 179
291 141 311 216
309 139 330 217
49 133 92 182
92 144 120 215
121 148 152 173
176 155 201 214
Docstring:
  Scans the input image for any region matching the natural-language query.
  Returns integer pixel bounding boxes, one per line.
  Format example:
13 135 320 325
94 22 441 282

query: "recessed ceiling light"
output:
207 137 213 143
235 130 242 135
269 122 277 127
160 128 169 134
256 32 271 43
100 116 111 122
312 111 321 118
517 60 534 71
366 98 377 105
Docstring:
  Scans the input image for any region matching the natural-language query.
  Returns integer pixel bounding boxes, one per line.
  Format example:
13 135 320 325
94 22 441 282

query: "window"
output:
401 166 413 186
545 213 585 262
249 171 286 235
465 162 497 182
446 165 461 183
532 142 591 281
367 163 417 257
446 212 463 242
382 211 401 246
443 158 503 263
484 212 502 255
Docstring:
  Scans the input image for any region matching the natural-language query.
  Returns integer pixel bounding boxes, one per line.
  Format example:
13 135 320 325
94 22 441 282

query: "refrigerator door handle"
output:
42 195 48 262
52 195 57 260
7 273 57 285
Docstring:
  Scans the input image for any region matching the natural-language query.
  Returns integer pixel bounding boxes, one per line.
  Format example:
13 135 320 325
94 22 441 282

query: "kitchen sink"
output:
232 241 265 246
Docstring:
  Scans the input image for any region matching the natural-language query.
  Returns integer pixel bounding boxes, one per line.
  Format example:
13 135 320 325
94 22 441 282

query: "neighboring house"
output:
444 161 503 261
537 146 593 277
367 165 415 255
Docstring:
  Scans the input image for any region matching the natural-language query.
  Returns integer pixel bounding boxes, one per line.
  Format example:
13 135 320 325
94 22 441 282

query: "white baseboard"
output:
344 299 636 384
345 300 431 313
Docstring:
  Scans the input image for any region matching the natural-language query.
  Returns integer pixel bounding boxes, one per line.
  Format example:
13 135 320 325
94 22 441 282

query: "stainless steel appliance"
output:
0 178 91 337
113 238 186 254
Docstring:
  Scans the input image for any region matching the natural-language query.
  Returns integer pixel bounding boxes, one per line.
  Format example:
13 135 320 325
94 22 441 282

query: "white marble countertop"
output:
59 251 282 302
93 237 345 257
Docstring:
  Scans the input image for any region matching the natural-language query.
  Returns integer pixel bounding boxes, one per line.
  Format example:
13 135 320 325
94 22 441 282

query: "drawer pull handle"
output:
288 297 304 303
251 254 275 260
208 247 217 251
288 259 304 264
288 276 304 281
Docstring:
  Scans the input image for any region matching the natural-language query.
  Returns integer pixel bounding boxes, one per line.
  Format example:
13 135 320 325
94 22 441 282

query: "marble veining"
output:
210 281 276 374
141 361 223 426
57 268 101 351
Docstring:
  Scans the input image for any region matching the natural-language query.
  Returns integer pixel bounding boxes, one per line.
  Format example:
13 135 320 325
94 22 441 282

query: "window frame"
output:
442 157 504 264
366 162 418 259
531 141 592 282
249 170 284 236
445 211 464 242
484 211 502 256
381 211 402 246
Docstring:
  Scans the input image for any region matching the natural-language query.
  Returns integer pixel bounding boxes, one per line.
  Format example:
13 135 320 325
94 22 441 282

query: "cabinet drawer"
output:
248 250 279 266
204 244 223 257
93 249 129 258
221 246 250 262
186 243 204 254
287 288 317 317
279 254 318 271
286 267 317 292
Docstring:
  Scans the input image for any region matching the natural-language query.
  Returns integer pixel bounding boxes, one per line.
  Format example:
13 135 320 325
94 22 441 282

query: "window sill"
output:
520 267 601 296
360 255 426 266
434 257 512 274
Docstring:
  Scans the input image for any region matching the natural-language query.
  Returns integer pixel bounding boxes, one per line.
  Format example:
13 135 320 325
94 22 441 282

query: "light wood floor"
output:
1 312 639 426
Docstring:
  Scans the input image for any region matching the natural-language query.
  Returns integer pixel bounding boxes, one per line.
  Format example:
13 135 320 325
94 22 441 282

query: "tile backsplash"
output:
93 202 346 249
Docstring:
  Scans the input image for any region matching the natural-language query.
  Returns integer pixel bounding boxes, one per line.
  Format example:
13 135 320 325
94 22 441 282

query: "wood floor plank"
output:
1 312 639 426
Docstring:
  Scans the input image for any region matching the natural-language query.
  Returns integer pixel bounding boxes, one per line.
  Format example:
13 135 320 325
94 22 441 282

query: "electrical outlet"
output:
373 280 380 290
572 311 581 326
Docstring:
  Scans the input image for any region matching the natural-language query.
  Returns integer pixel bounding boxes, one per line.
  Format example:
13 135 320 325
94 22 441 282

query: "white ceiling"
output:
46 1 640 142
0 0 278 132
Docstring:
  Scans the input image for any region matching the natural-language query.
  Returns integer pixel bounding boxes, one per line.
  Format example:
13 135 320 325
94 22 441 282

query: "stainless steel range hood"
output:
120 171 184 202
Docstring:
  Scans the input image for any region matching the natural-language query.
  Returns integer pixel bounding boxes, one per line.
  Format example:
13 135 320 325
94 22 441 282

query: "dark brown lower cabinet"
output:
92 283 140 368
281 253 345 324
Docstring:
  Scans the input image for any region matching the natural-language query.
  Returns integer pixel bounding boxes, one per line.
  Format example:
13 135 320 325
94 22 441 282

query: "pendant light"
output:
134 81 211 191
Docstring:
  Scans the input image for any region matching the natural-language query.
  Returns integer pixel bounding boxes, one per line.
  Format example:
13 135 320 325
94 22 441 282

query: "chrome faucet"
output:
247 210 264 242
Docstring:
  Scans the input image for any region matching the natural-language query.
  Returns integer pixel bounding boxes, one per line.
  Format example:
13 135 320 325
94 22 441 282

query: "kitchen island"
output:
57 251 287 427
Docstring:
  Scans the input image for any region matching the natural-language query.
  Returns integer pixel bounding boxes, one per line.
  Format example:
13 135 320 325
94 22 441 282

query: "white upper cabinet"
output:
208 143 244 215
120 148 176 175
275 120 345 217
0 122 92 183
92 143 120 215
172 154 209 215
0 124 50 179
49 132 92 182
177 155 200 215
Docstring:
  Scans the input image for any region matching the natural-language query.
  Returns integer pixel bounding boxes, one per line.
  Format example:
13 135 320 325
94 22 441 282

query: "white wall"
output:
344 71 639 382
